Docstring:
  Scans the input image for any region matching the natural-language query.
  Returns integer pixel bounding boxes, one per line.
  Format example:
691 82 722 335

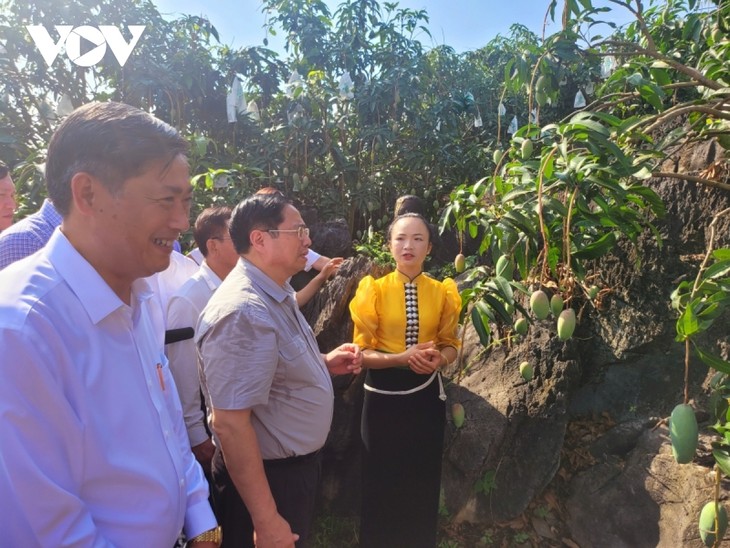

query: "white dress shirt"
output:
166 261 222 447
147 250 199 311
0 229 216 547
304 248 321 271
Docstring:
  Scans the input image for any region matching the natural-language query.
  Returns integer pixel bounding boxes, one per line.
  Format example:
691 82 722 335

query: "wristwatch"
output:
188 525 222 546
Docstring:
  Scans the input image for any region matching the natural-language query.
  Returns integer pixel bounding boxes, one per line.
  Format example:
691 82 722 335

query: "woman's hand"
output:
405 342 441 374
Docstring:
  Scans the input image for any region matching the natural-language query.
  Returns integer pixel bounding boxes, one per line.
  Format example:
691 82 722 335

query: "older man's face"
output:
0 174 16 231
91 154 192 282
264 204 311 276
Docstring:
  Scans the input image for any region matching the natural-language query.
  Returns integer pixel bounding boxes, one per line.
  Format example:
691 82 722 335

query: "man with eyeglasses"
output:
196 193 362 548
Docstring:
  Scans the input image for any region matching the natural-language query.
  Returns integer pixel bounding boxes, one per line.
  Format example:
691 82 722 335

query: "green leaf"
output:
695 345 730 374
713 446 730 477
547 246 560 274
492 275 514 305
704 259 730 280
627 72 643 87
677 305 700 340
572 232 617 260
483 293 512 324
471 303 492 347
638 82 666 111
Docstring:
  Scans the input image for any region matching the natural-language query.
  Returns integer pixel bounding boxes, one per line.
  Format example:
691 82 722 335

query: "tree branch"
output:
602 40 722 90
653 171 730 192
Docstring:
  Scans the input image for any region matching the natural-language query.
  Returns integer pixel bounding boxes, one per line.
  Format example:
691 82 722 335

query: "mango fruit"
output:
514 318 528 336
495 255 512 280
521 139 534 160
452 403 465 428
670 403 698 464
530 290 550 320
454 253 466 273
699 501 728 547
557 308 576 340
550 294 564 317
588 285 599 299
493 148 503 165
519 361 533 381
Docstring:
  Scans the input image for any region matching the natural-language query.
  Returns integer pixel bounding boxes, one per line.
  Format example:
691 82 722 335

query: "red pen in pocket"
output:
156 363 165 391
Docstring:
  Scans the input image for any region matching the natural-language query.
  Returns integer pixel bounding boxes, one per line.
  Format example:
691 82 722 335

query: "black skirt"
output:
360 368 445 548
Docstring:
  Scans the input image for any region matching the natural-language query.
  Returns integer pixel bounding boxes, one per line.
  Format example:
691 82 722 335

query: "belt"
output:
364 370 446 401
264 449 321 467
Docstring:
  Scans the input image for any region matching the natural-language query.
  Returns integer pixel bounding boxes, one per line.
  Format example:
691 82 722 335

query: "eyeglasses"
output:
267 226 310 240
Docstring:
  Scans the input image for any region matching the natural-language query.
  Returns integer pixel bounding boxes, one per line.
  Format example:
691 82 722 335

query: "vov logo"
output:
27 25 146 67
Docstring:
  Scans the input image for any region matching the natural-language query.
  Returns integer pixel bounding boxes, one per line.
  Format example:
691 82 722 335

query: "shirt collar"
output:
238 257 294 304
40 199 63 228
47 229 152 325
199 260 223 291
394 269 425 284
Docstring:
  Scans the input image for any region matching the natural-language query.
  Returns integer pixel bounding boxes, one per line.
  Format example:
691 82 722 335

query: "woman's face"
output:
389 216 431 270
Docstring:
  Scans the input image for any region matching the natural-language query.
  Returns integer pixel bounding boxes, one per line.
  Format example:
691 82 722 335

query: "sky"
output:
152 0 635 55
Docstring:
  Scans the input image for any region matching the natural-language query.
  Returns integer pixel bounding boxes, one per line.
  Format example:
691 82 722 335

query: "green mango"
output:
452 403 465 428
530 290 549 320
495 255 513 280
514 318 528 335
699 501 728 547
519 361 533 381
670 403 698 464
557 308 576 340
493 148 503 165
454 253 466 273
521 139 533 160
588 285 599 299
550 294 564 317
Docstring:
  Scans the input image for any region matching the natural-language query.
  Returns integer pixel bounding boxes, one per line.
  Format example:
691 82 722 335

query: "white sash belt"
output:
364 370 446 401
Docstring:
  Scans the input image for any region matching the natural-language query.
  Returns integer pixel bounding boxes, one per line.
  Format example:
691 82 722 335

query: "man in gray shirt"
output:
197 193 361 548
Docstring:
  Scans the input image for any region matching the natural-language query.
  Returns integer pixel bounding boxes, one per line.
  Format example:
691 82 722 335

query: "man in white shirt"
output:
167 205 239 475
0 101 220 547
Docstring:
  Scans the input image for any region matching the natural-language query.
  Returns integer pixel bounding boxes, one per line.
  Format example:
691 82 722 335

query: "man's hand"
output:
324 343 362 375
253 513 299 548
191 438 216 472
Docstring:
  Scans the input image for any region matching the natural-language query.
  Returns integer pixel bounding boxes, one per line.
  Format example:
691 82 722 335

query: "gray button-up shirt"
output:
196 258 333 459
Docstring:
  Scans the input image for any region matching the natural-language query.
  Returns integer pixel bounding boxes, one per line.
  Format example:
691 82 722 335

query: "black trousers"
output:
211 447 321 548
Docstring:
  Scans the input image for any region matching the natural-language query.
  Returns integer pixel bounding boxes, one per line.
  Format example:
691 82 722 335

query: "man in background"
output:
0 194 61 269
0 160 16 231
0 101 219 546
167 205 240 475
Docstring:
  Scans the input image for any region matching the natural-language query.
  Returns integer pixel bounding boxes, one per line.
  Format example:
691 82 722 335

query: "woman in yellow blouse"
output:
350 212 461 547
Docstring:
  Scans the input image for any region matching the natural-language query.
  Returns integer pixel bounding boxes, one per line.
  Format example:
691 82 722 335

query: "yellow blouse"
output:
350 270 462 353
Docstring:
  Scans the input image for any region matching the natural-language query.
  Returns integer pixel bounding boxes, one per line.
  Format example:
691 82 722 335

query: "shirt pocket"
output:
278 335 310 383
279 335 308 361
156 353 182 412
